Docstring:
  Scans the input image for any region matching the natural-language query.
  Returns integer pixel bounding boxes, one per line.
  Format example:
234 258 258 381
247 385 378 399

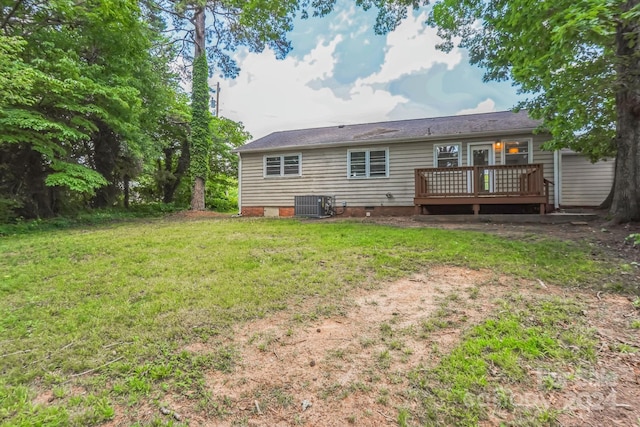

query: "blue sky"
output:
214 2 524 140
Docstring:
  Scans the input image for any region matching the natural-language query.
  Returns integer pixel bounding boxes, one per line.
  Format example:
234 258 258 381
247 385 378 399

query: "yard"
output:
1 215 639 426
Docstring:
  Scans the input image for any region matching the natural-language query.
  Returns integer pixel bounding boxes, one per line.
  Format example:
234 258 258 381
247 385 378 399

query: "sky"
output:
213 1 525 140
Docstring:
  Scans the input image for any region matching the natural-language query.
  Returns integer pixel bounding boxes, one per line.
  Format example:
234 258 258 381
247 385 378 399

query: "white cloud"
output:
357 12 462 86
456 98 497 115
216 35 408 139
215 7 474 140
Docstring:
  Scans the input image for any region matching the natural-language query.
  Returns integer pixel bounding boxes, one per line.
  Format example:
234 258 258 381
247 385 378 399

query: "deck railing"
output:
415 164 547 198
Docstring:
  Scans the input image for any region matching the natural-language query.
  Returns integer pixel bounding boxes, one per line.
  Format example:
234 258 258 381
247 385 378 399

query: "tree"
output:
189 6 211 210
422 0 639 222
0 0 183 218
149 0 346 210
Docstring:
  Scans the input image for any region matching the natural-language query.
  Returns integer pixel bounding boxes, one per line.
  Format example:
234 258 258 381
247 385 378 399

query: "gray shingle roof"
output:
235 110 541 153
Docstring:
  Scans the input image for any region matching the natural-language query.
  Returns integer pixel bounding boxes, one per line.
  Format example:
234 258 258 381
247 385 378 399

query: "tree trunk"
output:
194 5 205 58
610 0 640 223
189 5 210 211
123 175 130 209
191 176 206 210
599 175 614 210
162 140 189 204
92 123 119 208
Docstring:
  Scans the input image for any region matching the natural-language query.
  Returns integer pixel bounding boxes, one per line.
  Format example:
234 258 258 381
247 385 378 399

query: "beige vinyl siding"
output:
560 153 614 206
239 133 554 208
530 135 555 202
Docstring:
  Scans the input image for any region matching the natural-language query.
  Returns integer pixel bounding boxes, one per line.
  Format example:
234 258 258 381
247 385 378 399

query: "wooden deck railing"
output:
415 164 547 199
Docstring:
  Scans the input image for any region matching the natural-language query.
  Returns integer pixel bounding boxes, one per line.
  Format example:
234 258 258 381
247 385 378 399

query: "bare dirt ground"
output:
145 213 640 426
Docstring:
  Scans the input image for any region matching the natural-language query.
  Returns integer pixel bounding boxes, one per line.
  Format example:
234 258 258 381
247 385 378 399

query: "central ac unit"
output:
294 195 334 218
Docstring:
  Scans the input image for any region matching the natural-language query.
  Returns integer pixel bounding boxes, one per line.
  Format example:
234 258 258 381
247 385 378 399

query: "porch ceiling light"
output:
495 141 502 150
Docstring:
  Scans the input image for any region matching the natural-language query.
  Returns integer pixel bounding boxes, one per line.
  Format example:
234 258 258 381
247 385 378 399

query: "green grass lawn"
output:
0 217 622 426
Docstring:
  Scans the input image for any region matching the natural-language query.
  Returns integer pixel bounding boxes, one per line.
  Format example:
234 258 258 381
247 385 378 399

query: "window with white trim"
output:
503 140 532 165
434 144 461 167
347 148 389 178
264 154 301 177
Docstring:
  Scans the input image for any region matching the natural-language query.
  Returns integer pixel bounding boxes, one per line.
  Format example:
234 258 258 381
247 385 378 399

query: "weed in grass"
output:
400 346 414 362
541 375 564 391
360 336 375 348
419 318 451 337
346 414 357 424
376 387 390 405
519 408 560 427
379 322 393 337
397 407 411 427
445 292 460 302
631 320 640 329
327 348 347 360
495 386 515 411
53 386 66 399
387 339 403 351
611 343 637 354
320 383 342 400
468 287 480 300
270 387 294 407
376 350 391 370
348 381 372 394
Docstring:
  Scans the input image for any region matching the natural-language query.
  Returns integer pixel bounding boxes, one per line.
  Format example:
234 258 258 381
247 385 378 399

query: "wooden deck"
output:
414 164 550 215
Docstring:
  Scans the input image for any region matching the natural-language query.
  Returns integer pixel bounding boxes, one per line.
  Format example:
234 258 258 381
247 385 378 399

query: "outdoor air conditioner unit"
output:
294 195 334 218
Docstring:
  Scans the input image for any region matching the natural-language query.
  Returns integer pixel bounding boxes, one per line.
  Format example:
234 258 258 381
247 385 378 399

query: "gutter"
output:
233 127 543 154
237 152 242 215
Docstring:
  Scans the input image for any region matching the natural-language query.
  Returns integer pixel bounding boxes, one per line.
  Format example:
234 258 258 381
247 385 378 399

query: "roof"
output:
235 110 542 153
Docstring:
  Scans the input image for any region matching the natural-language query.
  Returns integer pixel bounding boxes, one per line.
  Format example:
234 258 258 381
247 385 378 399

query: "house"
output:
234 111 614 217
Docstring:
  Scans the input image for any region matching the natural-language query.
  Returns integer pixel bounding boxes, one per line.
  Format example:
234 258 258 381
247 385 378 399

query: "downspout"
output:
237 153 242 215
553 150 560 210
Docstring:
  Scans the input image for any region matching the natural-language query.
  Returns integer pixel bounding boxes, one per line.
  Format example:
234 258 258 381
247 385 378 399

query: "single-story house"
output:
234 110 614 217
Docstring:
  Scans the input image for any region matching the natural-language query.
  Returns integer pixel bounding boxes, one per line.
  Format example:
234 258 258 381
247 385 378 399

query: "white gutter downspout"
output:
553 150 560 210
237 153 242 215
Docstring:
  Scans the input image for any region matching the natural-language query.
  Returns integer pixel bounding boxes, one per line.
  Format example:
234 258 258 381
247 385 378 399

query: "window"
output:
264 154 301 177
503 140 531 165
348 148 389 178
434 144 461 167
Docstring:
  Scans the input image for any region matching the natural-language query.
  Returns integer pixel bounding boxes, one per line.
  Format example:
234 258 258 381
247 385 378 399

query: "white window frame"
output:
433 143 462 168
263 153 302 178
347 148 389 179
501 139 533 165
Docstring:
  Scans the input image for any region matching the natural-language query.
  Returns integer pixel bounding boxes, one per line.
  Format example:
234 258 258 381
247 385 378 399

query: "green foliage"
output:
0 0 185 219
189 54 212 182
206 176 238 212
210 116 251 178
426 0 620 160
45 161 109 194
0 36 38 107
625 233 640 246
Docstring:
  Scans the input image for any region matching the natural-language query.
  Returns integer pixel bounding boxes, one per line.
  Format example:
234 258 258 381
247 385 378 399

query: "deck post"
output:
473 204 480 215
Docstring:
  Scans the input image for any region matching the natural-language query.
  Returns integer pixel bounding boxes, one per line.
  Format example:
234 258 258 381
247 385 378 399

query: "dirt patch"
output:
137 265 638 427
168 211 233 220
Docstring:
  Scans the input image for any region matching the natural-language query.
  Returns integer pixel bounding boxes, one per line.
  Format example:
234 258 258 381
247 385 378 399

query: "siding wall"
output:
239 134 554 209
560 153 614 207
